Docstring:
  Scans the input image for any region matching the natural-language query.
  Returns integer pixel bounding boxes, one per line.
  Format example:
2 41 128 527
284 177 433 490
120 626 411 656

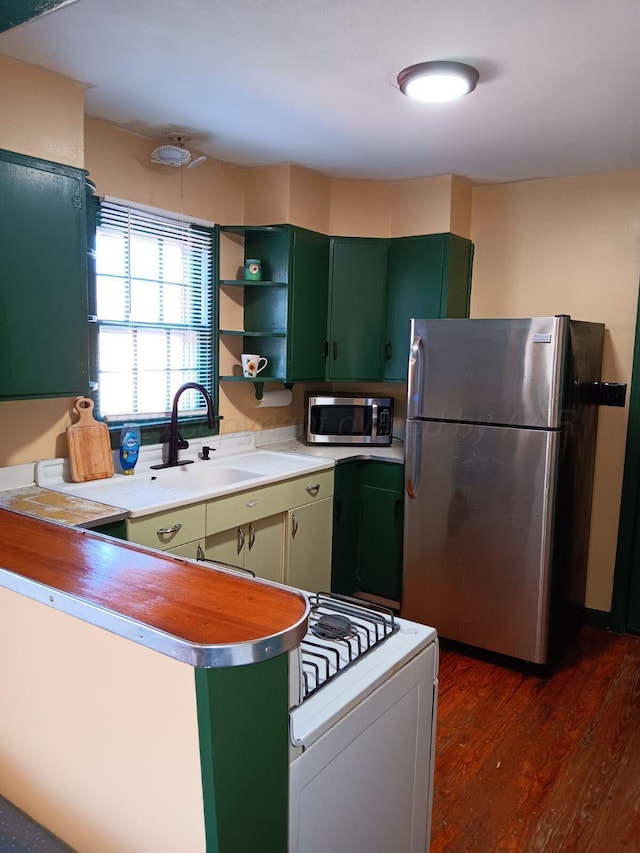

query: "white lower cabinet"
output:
202 514 284 583
126 502 205 551
126 469 334 590
285 497 333 592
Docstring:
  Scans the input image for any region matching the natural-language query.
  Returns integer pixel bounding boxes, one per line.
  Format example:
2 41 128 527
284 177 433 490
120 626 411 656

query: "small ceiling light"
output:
397 61 479 103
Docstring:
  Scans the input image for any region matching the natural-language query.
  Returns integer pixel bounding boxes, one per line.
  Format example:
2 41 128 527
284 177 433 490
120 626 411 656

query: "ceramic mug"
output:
241 353 268 377
244 258 262 281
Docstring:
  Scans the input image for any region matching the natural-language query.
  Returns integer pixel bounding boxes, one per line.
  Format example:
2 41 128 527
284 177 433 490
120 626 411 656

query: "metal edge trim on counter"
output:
0 567 310 668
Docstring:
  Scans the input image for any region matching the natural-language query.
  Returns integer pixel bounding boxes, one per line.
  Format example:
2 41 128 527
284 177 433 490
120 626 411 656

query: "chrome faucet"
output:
151 382 216 469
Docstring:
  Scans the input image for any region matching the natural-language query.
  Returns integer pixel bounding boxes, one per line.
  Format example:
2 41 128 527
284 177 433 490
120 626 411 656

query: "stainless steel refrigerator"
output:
401 316 604 664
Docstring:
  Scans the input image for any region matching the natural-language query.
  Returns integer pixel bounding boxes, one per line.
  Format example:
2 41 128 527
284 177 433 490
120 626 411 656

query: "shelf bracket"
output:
253 382 264 401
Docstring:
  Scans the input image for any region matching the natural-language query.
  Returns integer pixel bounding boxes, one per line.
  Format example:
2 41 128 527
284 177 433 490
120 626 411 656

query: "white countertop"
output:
0 427 404 523
256 434 405 464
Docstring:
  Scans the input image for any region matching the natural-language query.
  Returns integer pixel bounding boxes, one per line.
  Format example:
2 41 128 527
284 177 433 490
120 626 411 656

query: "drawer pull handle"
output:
246 499 258 508
157 523 182 535
305 484 320 496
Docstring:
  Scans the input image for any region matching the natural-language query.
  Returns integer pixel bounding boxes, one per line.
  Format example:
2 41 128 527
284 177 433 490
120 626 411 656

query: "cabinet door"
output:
358 462 404 603
204 516 284 583
0 150 89 400
166 539 203 560
244 515 285 584
383 234 473 381
358 485 404 602
204 526 245 569
327 238 388 380
285 498 333 592
331 462 362 596
287 228 330 381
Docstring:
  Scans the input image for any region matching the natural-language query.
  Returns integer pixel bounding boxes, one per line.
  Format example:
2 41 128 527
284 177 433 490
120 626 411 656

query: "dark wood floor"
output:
431 626 640 852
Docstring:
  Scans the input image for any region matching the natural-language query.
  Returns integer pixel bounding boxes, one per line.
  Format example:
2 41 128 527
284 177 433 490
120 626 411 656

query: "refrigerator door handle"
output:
405 421 421 499
407 335 423 420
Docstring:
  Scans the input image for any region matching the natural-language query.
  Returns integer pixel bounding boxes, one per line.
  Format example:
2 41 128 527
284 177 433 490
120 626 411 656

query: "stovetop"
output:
298 593 399 702
288 593 437 751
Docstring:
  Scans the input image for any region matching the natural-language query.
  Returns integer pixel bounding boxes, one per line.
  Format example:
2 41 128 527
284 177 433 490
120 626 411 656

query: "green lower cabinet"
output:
331 461 404 604
331 462 362 596
358 483 404 602
195 655 289 853
93 519 128 540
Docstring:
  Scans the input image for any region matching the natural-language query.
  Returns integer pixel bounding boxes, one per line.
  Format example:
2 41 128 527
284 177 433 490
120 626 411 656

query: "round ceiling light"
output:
397 61 479 103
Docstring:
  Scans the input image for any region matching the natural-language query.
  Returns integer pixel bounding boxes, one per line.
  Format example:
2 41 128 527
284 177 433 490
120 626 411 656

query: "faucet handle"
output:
176 430 189 451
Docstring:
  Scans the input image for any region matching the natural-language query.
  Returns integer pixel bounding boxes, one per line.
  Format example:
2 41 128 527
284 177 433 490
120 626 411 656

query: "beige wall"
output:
0 587 205 852
0 54 84 168
0 56 87 467
471 171 640 611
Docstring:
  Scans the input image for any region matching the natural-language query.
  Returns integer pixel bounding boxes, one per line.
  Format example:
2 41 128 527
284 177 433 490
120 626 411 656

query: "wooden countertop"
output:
0 485 127 528
0 508 308 667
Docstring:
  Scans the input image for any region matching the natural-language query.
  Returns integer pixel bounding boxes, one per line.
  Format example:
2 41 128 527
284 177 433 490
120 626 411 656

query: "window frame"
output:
89 197 219 444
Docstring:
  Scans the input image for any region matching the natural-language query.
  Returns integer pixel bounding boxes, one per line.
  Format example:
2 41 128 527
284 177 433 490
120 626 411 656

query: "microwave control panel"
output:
377 406 393 436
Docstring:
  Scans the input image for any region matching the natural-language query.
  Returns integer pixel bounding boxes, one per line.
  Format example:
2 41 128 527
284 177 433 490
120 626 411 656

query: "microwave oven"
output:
305 394 394 445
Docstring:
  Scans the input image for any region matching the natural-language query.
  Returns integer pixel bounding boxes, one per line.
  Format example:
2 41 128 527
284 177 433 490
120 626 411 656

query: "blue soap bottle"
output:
119 424 140 475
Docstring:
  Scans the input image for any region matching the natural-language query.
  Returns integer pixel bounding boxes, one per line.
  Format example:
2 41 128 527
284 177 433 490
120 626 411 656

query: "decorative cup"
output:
244 258 262 281
241 353 268 378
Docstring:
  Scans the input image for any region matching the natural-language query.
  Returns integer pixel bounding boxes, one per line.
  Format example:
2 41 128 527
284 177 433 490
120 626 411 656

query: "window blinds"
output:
95 200 214 421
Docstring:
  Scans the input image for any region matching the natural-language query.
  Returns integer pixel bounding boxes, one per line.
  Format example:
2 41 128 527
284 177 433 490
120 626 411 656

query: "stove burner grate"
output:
299 593 398 701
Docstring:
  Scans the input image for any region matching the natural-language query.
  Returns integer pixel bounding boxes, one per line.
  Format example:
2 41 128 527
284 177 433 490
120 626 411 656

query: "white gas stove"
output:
288 593 438 853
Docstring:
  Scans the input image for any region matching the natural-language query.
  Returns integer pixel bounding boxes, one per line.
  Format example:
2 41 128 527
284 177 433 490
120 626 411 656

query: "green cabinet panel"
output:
288 228 330 380
0 148 89 400
331 460 404 604
359 483 404 602
218 225 329 388
331 462 361 596
384 233 473 380
327 238 388 381
93 519 127 540
195 655 289 853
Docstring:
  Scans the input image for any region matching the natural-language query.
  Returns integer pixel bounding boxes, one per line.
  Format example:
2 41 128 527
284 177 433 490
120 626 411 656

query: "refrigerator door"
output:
408 317 568 429
402 419 559 663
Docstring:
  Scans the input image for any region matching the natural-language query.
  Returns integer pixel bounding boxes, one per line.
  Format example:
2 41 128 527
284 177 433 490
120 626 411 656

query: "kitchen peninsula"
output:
0 508 308 852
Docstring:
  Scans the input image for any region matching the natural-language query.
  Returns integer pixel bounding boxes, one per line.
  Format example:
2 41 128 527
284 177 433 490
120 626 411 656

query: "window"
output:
94 201 216 425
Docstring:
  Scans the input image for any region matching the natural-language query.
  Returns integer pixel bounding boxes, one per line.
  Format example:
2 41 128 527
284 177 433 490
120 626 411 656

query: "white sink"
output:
151 464 258 490
35 436 334 517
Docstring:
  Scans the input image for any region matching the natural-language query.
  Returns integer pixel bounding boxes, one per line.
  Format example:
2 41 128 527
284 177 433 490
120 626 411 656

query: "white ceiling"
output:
2 0 640 184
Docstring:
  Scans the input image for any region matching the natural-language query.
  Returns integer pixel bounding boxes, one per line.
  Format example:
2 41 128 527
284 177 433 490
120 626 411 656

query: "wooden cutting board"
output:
66 397 114 482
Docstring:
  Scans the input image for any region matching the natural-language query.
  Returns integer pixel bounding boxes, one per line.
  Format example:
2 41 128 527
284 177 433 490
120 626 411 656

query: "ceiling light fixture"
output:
150 133 207 169
397 61 479 103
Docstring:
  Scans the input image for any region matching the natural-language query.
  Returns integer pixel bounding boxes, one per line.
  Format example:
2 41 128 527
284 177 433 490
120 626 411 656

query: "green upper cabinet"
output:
287 227 330 381
327 238 388 381
218 224 329 386
0 148 89 400
383 233 473 381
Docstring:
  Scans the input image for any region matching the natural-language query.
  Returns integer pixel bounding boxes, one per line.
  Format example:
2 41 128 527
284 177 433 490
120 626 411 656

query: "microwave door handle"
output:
371 402 378 438
407 335 423 420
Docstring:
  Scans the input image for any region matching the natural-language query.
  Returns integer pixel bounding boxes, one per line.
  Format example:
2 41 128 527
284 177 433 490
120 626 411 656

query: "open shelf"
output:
219 279 287 288
219 329 286 338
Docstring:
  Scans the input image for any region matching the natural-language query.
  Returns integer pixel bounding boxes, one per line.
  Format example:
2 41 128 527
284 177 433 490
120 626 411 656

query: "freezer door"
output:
402 420 559 663
408 317 568 428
